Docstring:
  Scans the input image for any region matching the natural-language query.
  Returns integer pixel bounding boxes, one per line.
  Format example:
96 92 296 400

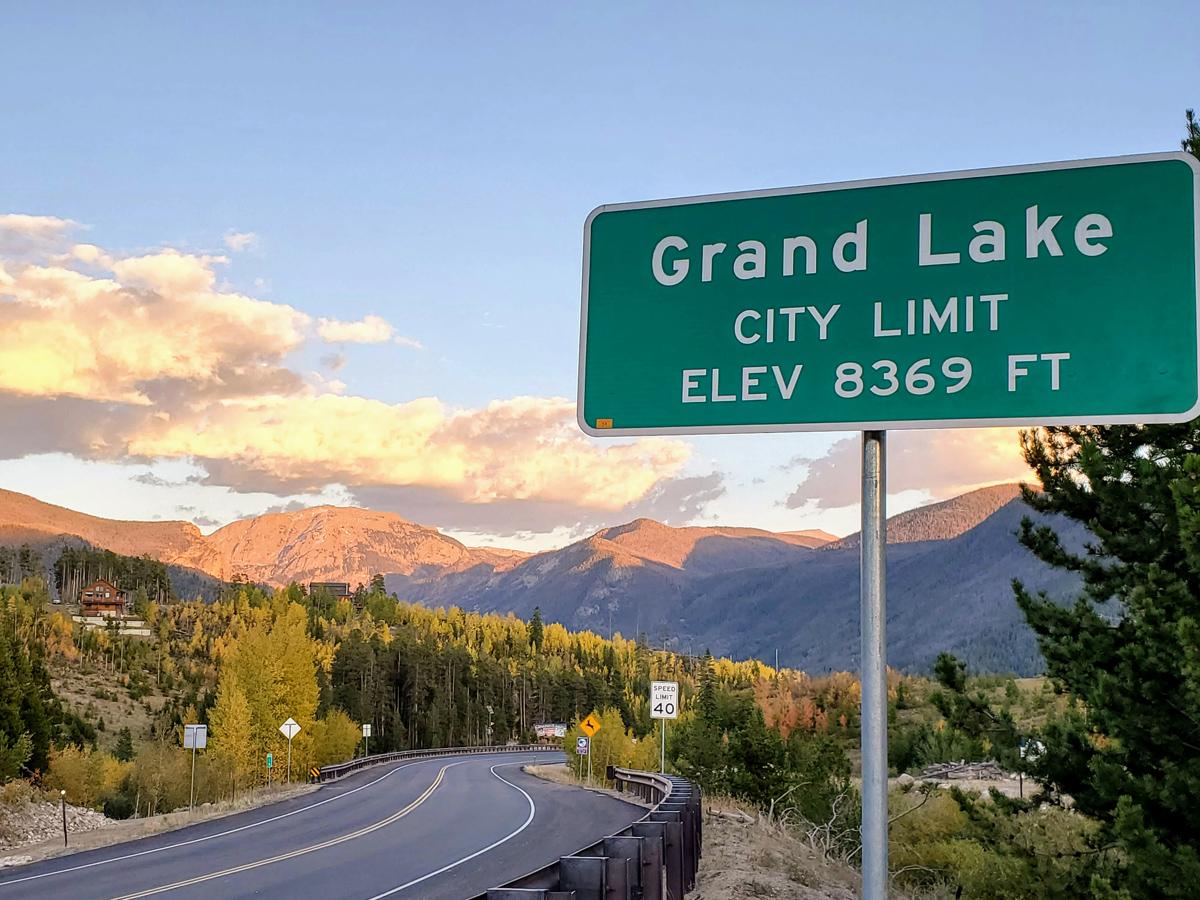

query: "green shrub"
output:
889 787 1102 898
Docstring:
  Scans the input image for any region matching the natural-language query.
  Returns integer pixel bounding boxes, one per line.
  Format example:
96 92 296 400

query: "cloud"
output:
129 394 690 510
264 500 310 515
224 231 258 252
319 353 347 372
0 215 78 256
394 335 424 350
0 248 308 404
317 314 395 344
133 472 199 488
110 249 228 295
785 428 1030 510
0 218 694 534
624 473 726 525
350 472 723 538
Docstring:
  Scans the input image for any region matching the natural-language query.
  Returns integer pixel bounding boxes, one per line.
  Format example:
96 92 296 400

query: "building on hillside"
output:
79 579 129 617
308 582 352 600
310 581 366 606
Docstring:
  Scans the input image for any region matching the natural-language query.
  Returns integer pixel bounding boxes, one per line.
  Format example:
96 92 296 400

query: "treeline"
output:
0 581 99 779
54 547 173 606
0 545 42 586
22 569 878 813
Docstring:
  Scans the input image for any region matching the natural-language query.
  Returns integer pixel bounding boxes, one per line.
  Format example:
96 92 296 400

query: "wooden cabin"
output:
309 582 363 609
79 579 128 617
308 582 352 599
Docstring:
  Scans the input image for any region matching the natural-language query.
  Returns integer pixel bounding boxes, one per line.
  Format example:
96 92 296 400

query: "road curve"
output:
0 750 643 899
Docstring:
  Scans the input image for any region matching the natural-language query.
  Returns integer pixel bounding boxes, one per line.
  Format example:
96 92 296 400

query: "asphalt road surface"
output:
0 750 643 899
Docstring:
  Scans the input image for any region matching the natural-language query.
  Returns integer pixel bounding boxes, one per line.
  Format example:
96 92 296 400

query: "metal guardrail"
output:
313 744 553 782
476 765 703 900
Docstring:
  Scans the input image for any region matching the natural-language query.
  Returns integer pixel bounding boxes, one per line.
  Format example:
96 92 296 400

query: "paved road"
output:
0 750 643 899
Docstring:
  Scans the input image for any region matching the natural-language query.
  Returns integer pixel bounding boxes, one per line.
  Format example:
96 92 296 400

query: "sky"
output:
0 4 1196 550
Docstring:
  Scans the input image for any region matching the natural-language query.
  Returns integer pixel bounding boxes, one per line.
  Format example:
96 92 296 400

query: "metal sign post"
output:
650 681 679 774
860 432 888 900
279 718 301 784
183 724 207 813
579 713 601 786
362 723 372 757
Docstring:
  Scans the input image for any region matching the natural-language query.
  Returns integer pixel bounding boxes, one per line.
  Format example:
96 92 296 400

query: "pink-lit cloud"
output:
0 217 694 530
786 427 1031 511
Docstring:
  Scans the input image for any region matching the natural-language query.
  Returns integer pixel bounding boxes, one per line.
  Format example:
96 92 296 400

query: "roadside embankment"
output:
0 781 316 869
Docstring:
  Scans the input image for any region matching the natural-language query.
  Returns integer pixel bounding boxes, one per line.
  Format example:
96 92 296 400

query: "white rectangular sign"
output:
650 681 679 719
183 724 207 749
362 723 372 738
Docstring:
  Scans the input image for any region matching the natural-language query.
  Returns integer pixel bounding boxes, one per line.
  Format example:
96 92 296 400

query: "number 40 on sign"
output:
651 681 678 719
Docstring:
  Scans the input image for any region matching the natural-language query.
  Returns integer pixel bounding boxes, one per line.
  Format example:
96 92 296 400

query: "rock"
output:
0 799 112 851
896 774 916 790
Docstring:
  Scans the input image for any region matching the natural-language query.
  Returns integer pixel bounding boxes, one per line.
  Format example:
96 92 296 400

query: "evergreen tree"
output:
928 652 1018 767
697 651 718 724
527 607 544 652
114 727 135 762
1014 115 1200 896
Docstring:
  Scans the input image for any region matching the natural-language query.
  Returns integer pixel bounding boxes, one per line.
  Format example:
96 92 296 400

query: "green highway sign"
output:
579 153 1200 435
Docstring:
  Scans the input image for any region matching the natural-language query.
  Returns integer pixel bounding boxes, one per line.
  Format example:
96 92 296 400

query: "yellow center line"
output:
110 762 461 899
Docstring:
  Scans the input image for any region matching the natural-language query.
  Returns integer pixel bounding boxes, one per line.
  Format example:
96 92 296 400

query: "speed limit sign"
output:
650 681 678 719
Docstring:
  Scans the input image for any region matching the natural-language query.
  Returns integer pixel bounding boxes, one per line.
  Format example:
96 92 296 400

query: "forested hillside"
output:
0 565 874 817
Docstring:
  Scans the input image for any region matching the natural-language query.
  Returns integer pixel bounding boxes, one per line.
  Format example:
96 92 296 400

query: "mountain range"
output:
0 483 1081 675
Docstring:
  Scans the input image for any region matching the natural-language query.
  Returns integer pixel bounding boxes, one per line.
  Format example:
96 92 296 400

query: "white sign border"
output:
578 151 1200 437
650 680 679 720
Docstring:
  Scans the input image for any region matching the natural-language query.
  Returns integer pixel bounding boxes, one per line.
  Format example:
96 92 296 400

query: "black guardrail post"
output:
646 812 683 899
630 821 665 900
603 836 643 897
558 855 606 900
479 767 701 899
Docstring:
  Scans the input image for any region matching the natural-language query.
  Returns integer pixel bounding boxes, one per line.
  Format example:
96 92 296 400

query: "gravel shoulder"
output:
0 782 317 869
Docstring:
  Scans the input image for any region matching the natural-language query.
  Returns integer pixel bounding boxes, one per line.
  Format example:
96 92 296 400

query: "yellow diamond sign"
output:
579 713 601 737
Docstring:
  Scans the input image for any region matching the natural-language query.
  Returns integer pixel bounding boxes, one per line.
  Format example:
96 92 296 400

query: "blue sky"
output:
0 4 1196 549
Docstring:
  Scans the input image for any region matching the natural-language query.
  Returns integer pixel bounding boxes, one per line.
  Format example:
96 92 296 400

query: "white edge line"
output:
366 760 538 899
0 757 444 887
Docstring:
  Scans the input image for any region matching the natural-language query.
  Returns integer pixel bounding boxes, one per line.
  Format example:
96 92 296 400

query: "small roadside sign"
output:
579 712 601 737
183 724 207 812
266 752 273 769
362 723 372 738
279 717 300 784
576 737 590 756
309 767 321 781
183 724 207 749
650 681 679 719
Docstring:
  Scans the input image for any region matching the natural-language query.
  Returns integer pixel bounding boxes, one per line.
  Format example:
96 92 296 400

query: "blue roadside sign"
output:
576 736 589 755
